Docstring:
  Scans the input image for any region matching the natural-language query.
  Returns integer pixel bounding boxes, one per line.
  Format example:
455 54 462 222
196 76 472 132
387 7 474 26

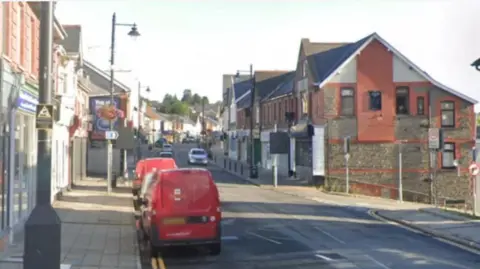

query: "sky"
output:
55 0 480 110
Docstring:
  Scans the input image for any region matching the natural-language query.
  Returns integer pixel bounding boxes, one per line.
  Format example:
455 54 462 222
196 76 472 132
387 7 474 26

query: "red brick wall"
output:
356 40 394 142
3 2 40 79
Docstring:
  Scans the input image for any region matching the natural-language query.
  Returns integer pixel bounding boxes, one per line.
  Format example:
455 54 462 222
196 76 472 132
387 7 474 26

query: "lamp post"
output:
236 64 257 179
107 12 140 194
24 2 59 269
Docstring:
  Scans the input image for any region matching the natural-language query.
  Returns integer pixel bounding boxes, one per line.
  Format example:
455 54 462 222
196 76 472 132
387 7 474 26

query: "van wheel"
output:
208 243 221 256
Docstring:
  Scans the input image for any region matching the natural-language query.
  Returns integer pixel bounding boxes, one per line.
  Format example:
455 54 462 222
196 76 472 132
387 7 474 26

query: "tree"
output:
169 100 190 115
201 96 209 105
192 94 201 105
477 114 480 126
181 89 193 104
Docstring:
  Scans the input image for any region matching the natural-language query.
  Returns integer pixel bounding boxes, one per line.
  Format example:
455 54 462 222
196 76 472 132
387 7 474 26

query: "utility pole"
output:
272 123 278 187
107 13 117 194
201 97 205 146
249 64 257 178
24 2 61 269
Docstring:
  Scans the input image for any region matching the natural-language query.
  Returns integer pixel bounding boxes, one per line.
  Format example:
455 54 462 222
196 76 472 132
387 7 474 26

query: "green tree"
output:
192 94 201 105
477 114 480 126
201 96 209 105
181 89 193 104
169 100 190 115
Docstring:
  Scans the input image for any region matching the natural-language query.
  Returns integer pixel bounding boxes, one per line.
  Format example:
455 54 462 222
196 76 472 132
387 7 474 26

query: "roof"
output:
264 71 296 100
310 32 477 104
83 60 130 96
233 79 253 100
255 71 292 100
59 25 82 54
302 39 348 56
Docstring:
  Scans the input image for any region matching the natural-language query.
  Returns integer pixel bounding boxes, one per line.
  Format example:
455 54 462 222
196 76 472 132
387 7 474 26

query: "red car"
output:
132 158 177 197
140 168 222 256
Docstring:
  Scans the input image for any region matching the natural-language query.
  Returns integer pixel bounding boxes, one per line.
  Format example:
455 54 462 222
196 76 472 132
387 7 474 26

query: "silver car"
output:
188 148 208 166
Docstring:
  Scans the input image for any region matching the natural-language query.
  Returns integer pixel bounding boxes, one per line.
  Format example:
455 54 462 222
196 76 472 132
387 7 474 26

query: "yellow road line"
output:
158 256 167 269
151 257 159 269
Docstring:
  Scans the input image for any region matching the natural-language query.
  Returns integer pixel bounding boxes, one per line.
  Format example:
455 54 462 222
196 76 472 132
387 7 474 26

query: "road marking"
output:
151 257 159 269
313 226 346 244
364 255 391 269
158 256 167 269
315 254 334 261
221 235 239 241
247 231 282 245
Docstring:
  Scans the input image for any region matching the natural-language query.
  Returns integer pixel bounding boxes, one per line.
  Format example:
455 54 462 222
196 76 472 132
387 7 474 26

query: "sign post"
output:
344 136 350 194
35 104 54 129
428 128 441 205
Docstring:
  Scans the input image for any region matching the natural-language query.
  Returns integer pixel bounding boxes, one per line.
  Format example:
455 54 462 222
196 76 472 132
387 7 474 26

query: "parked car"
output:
162 144 173 152
139 168 221 256
188 148 208 166
157 151 174 158
182 137 196 144
131 158 177 200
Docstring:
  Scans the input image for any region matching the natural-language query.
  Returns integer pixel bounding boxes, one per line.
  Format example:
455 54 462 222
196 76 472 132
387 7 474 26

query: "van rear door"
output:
155 169 220 241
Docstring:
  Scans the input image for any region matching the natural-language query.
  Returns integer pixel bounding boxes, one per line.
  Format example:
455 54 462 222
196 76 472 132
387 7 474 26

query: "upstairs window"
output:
340 88 355 116
440 101 455 127
302 60 308 77
417 96 425 115
395 87 409 115
368 91 382 111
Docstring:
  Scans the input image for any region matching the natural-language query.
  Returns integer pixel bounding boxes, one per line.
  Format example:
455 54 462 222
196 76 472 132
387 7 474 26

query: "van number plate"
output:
163 217 186 225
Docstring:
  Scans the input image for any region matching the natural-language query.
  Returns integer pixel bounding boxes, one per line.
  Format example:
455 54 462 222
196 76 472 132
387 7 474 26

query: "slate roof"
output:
236 91 251 109
265 71 296 100
255 71 291 100
59 25 82 54
233 79 253 100
308 34 372 84
307 32 477 104
83 60 130 96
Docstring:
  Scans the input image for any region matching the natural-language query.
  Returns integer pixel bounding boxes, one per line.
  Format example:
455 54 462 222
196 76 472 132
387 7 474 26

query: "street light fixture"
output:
107 12 140 194
471 58 480 71
236 64 258 179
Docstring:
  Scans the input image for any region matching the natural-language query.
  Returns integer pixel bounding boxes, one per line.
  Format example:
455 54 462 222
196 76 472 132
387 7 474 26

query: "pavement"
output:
0 178 141 269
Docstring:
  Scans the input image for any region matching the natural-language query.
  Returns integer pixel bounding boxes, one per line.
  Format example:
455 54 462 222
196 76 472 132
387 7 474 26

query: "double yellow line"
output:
151 256 167 269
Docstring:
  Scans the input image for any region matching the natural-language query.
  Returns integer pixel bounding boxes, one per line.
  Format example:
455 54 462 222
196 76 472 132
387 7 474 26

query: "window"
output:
16 4 22 63
442 143 455 169
417 97 425 115
440 101 455 127
340 88 355 116
395 87 409 115
25 17 32 73
302 60 308 77
368 91 382 111
30 17 35 73
3 3 8 53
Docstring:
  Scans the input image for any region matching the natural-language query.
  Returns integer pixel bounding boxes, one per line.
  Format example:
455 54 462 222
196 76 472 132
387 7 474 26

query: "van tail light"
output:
216 206 221 212
210 216 216 222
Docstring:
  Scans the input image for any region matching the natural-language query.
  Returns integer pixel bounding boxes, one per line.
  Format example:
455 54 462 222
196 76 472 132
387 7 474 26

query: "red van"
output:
132 158 177 197
141 168 222 255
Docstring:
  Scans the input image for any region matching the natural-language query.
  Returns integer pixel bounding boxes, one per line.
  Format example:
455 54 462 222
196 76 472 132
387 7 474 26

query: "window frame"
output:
441 142 456 169
340 88 355 116
368 91 382 111
416 96 425 115
395 87 409 115
440 101 455 128
302 60 308 78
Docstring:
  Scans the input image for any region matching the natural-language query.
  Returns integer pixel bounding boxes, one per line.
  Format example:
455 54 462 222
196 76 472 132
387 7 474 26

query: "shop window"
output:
440 101 455 127
395 87 409 115
442 143 455 169
368 91 382 111
295 139 312 167
340 88 354 116
417 96 425 115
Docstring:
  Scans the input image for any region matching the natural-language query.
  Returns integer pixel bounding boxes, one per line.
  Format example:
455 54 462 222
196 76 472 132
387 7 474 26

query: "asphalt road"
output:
141 144 480 269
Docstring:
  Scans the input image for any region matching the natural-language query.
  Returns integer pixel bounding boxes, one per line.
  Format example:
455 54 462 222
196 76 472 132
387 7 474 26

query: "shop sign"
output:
89 96 124 140
16 90 38 113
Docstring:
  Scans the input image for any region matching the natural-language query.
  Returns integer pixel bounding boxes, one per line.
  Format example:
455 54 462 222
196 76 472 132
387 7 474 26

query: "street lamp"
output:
236 64 258 179
471 58 480 71
24 2 60 269
107 12 140 194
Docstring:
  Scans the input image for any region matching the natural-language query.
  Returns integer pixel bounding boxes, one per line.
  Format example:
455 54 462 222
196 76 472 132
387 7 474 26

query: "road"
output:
141 144 480 269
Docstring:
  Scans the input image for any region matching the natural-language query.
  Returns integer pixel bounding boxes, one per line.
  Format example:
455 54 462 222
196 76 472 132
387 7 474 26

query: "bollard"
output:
224 158 226 168
111 173 117 189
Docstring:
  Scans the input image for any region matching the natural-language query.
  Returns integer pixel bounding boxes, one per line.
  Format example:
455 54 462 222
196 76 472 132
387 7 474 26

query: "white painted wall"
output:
329 58 357 83
393 55 428 82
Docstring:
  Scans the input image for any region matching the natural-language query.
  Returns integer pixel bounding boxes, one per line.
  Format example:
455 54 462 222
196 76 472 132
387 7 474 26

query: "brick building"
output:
289 32 477 202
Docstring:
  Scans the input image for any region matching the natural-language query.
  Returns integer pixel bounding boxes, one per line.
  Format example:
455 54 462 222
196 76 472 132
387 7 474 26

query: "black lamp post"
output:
236 64 257 179
107 12 140 193
471 58 480 71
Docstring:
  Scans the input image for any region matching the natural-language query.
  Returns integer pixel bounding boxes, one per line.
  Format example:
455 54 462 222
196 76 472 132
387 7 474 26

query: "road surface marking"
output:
313 226 346 244
158 256 167 269
151 257 159 269
221 235 239 241
247 231 282 245
364 255 391 269
315 254 334 261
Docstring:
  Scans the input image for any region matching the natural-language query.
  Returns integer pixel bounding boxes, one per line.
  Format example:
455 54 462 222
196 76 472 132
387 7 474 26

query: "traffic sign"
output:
470 163 479 176
35 104 54 129
428 128 439 149
105 131 119 140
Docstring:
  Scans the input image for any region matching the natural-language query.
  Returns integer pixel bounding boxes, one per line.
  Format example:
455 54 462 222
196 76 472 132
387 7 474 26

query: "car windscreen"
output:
159 153 173 157
191 150 206 155
163 145 172 148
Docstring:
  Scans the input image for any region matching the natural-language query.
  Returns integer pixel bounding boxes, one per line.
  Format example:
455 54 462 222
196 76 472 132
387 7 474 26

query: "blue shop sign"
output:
16 89 38 113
